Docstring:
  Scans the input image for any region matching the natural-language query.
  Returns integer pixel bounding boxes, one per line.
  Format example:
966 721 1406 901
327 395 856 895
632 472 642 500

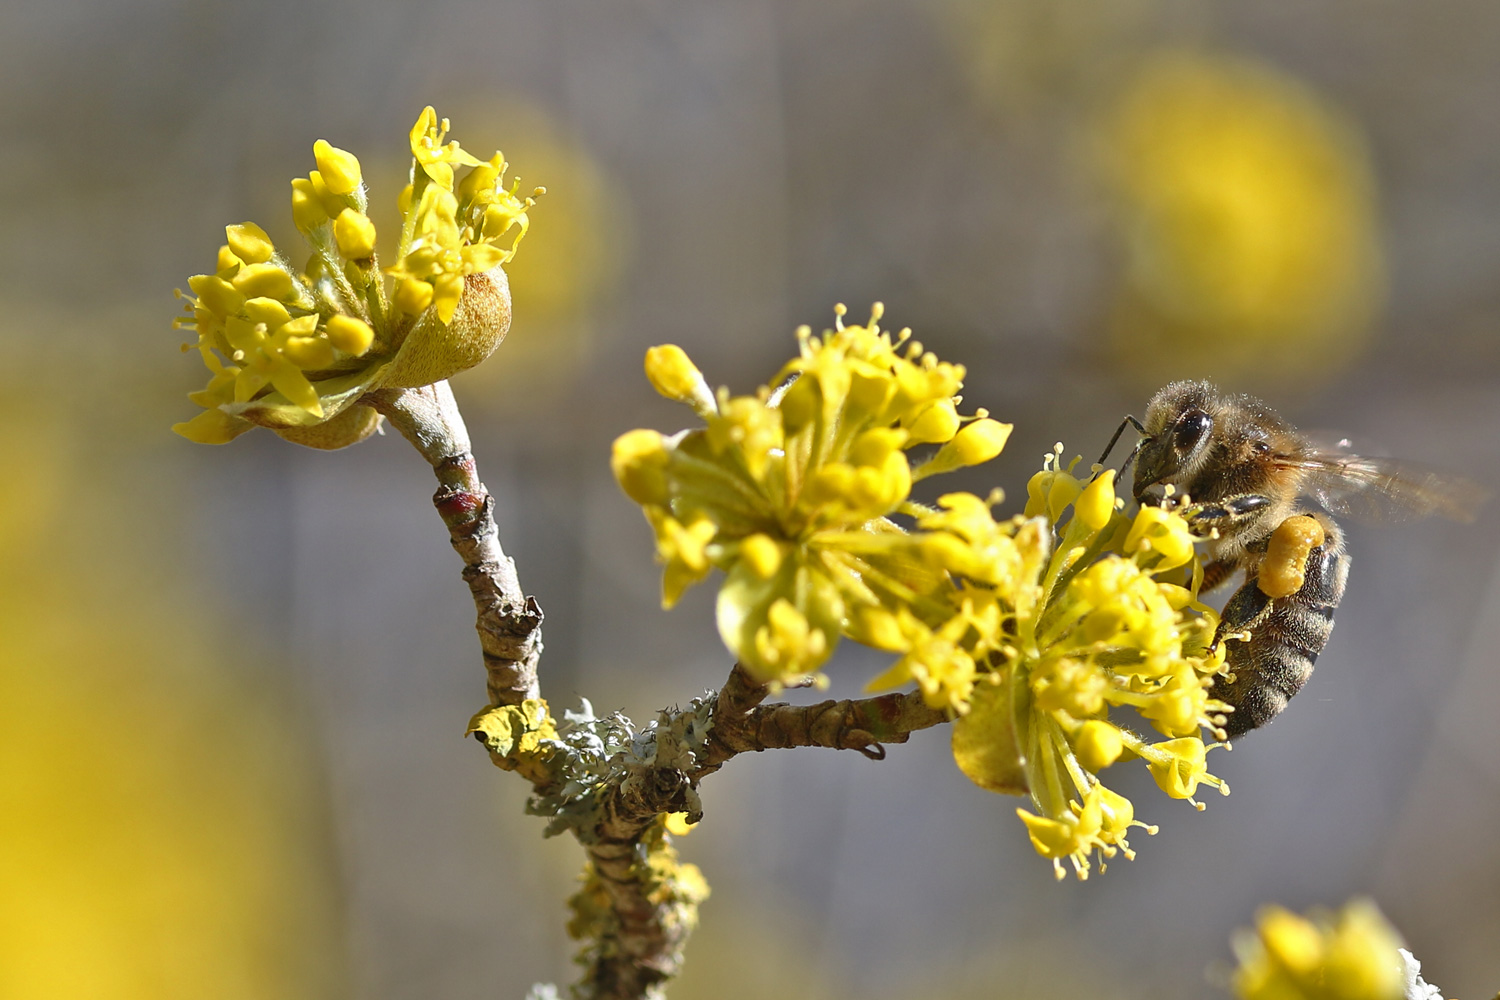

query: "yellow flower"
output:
174 107 541 447
1231 899 1407 1000
616 310 1231 878
1138 735 1228 809
942 449 1227 878
1014 784 1151 881
648 509 718 608
614 304 1011 687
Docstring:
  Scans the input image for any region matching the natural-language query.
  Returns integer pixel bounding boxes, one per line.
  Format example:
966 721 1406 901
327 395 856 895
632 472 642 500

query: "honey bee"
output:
1109 380 1485 738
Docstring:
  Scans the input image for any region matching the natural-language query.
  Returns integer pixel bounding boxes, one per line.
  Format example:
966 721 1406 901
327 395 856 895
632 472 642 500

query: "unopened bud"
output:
312 139 363 195
644 344 716 416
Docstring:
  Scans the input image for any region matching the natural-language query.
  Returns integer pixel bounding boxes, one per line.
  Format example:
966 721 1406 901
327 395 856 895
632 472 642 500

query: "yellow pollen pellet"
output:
1259 515 1326 598
333 208 377 259
312 139 363 195
325 314 375 355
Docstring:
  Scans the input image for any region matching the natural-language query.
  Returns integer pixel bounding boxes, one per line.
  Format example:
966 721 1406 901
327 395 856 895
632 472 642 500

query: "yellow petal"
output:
172 408 252 444
225 222 275 264
951 681 1027 794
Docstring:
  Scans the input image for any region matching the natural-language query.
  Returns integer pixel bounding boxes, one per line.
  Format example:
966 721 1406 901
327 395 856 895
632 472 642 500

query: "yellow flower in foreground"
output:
950 446 1227 879
614 310 1232 878
173 107 542 447
1231 899 1407 1000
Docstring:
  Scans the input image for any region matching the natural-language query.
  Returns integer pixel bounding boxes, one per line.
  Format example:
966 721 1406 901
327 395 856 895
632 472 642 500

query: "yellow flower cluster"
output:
613 308 1231 878
614 304 1011 688
1231 899 1407 1000
174 108 540 447
955 447 1230 880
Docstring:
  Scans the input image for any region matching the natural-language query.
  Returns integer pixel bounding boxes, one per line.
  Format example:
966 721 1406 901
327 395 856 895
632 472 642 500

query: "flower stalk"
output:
366 382 543 706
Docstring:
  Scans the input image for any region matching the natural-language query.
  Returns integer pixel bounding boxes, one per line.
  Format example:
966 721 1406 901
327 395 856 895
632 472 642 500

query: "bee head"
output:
1132 381 1219 506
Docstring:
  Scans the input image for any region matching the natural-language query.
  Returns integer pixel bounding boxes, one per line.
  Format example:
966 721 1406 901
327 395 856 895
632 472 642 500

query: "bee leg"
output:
1207 578 1275 656
1180 493 1273 536
1211 515 1349 737
1207 578 1280 736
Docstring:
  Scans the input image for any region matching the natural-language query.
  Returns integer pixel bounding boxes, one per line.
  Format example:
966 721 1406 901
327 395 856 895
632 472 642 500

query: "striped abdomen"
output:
1210 513 1349 738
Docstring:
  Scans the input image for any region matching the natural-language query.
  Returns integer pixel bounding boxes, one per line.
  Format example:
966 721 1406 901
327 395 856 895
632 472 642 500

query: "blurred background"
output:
3 0 1500 997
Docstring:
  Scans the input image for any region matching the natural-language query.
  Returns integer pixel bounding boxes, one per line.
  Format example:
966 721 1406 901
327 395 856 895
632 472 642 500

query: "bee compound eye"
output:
1174 410 1212 451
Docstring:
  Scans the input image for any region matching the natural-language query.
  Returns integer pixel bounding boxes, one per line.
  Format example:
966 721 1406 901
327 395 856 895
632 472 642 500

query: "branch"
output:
373 384 949 999
564 665 948 1000
693 665 949 777
366 382 543 706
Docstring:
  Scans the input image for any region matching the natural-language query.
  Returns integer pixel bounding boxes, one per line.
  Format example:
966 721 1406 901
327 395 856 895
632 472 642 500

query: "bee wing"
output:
1282 453 1490 523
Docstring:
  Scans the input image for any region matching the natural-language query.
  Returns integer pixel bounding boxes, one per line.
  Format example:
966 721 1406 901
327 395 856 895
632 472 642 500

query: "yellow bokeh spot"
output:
1098 50 1383 390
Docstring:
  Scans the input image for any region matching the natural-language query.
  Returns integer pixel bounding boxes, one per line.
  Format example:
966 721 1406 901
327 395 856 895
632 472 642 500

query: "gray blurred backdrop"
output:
4 1 1500 998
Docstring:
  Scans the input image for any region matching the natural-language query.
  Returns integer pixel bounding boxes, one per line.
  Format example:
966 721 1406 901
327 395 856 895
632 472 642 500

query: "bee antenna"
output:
1096 415 1146 471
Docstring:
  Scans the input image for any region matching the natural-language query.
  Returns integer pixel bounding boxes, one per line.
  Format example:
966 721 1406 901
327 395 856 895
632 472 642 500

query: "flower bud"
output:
324 314 375 356
187 274 244 319
611 429 672 506
1075 470 1117 532
231 263 296 301
243 297 291 327
394 276 434 315
225 222 275 264
921 419 1013 478
312 139 363 195
645 344 716 415
739 534 782 579
216 245 243 275
905 399 961 444
1074 720 1124 771
380 266 513 388
282 335 335 370
290 177 329 232
332 209 377 259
